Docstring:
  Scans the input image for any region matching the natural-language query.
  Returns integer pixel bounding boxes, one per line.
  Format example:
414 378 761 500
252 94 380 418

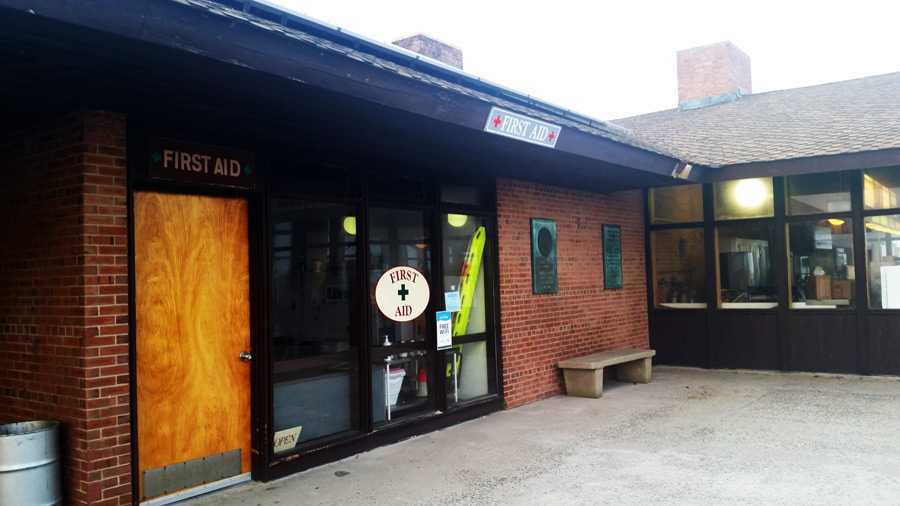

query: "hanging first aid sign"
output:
436 311 452 350
375 266 430 322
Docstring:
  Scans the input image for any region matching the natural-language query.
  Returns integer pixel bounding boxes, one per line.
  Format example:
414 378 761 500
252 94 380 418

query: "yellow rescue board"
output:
453 225 486 336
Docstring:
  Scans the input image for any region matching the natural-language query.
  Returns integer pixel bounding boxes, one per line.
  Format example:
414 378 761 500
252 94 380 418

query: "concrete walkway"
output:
189 367 900 505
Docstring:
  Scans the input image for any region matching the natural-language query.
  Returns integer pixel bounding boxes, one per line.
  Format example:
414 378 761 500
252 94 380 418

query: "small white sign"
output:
436 311 452 350
273 426 302 454
375 266 430 322
483 106 562 148
444 291 461 312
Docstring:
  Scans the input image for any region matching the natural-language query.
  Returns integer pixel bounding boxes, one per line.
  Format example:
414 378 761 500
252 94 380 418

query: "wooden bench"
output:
558 348 656 398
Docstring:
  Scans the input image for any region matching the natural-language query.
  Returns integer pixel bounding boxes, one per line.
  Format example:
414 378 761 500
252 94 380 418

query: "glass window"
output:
864 167 900 210
444 343 490 406
788 219 855 309
865 215 900 308
270 200 359 448
369 208 431 347
649 185 703 224
786 172 852 215
442 214 487 335
714 177 775 220
373 350 431 425
650 228 707 308
716 222 777 308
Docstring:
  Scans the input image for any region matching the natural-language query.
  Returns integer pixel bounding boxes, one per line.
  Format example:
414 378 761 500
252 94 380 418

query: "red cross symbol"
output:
547 131 557 142
492 115 502 128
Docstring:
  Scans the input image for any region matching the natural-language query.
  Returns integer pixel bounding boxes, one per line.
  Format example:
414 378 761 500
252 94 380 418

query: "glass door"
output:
368 207 435 425
440 212 494 407
269 200 360 453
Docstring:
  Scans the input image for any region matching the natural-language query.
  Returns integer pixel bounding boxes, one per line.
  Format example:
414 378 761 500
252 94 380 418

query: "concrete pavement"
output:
188 366 900 505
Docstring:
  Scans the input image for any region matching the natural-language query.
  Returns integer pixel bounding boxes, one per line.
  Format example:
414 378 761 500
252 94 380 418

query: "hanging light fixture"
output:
447 214 468 228
342 216 357 236
827 218 845 227
734 179 767 209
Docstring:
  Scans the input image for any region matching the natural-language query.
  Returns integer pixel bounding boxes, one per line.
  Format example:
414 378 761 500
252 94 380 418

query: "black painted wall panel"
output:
650 310 708 367
710 312 780 370
785 313 857 373
867 314 900 375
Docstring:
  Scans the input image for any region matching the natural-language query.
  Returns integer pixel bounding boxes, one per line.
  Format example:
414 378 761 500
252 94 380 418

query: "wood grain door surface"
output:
134 192 251 500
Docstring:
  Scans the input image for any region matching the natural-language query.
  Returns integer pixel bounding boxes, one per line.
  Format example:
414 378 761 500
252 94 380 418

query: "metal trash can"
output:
0 421 62 506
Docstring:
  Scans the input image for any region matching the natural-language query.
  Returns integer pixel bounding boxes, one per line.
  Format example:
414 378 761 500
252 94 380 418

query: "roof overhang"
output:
0 0 692 190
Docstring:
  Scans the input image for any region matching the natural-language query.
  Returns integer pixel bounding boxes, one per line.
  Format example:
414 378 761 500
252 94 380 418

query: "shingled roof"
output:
614 72 900 168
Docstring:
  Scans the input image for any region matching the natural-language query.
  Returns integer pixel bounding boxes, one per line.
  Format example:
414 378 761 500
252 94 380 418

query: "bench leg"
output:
562 368 604 398
616 358 652 384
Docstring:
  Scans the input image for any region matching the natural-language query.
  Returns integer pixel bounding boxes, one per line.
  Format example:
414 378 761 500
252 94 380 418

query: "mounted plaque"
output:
602 224 623 289
530 218 558 294
146 138 256 189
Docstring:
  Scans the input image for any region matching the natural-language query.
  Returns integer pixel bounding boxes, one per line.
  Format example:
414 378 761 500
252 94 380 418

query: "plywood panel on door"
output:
135 192 251 500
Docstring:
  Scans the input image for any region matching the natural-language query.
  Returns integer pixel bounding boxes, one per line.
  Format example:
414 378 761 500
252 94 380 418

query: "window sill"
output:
658 302 708 309
721 302 778 309
791 301 851 310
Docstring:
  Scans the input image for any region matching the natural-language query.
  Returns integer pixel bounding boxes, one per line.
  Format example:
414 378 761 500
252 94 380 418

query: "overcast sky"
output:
267 0 900 120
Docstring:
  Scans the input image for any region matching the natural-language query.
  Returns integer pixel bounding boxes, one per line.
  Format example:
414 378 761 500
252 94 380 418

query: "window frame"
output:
784 214 857 310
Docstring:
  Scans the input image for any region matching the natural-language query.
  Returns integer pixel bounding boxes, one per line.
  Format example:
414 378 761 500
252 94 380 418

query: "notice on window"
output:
444 291 461 312
273 426 302 454
436 311 452 350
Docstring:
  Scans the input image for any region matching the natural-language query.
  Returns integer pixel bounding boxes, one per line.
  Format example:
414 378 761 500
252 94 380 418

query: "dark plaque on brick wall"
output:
603 224 623 289
530 218 558 294
146 137 256 189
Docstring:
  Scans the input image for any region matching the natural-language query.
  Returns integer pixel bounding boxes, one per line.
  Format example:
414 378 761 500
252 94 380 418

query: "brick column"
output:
0 110 131 505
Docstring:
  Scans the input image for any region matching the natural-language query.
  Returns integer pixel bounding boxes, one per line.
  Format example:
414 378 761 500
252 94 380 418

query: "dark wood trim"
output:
702 183 716 368
708 149 900 182
773 177 789 370
850 170 870 374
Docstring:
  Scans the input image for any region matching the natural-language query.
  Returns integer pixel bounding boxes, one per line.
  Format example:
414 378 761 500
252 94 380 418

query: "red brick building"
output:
0 2 674 504
6 2 900 505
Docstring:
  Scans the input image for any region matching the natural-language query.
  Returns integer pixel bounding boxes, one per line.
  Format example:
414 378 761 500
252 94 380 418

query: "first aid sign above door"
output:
375 266 430 322
147 137 257 189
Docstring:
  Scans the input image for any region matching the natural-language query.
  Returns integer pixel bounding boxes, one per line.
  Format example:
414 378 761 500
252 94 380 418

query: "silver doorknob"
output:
239 351 253 362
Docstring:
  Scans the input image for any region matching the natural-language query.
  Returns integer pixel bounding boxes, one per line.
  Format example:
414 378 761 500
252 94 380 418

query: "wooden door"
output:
134 192 251 500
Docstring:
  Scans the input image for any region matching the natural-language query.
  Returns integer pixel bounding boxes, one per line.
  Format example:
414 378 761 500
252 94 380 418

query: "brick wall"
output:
496 178 649 408
0 110 130 505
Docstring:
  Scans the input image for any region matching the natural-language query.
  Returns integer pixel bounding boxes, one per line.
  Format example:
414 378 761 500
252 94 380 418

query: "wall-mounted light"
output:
734 179 767 209
447 214 468 228
342 216 357 236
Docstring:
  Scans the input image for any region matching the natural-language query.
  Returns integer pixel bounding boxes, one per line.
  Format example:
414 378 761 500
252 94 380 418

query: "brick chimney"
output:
393 34 463 70
677 41 751 110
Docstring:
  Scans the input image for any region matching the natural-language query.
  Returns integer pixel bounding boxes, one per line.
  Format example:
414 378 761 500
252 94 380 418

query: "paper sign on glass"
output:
273 426 302 454
444 291 461 312
436 311 453 350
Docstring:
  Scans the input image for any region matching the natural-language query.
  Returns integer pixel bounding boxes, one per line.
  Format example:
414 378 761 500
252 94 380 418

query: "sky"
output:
265 0 900 120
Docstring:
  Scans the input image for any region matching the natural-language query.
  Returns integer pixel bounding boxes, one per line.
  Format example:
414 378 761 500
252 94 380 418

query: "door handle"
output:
239 351 253 362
